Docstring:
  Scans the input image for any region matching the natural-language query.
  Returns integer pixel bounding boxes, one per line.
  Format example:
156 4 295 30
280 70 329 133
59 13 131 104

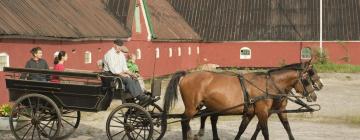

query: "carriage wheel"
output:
57 109 81 139
9 94 62 140
106 103 153 140
146 103 167 140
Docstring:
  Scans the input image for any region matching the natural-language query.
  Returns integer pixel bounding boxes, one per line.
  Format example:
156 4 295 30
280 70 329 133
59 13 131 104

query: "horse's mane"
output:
268 63 304 73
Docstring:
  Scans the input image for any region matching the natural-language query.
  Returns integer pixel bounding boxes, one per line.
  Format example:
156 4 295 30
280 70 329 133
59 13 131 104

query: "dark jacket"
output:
20 58 49 81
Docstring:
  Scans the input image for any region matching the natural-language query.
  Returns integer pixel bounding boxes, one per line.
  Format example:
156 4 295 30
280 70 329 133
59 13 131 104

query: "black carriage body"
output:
4 67 115 112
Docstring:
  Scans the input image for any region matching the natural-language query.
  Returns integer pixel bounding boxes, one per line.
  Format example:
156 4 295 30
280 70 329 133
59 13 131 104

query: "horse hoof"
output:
193 135 200 140
187 131 194 140
197 129 205 137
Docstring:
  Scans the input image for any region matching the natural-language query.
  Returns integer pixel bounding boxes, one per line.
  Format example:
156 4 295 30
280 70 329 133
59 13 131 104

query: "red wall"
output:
323 42 360 64
0 39 113 71
126 41 201 78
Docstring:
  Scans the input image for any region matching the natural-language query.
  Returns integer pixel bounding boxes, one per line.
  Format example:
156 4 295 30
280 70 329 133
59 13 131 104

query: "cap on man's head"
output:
120 46 129 53
114 40 124 46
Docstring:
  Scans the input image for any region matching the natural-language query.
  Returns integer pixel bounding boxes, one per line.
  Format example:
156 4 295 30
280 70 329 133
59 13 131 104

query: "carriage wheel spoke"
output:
35 97 40 116
18 112 32 119
15 122 32 132
111 130 125 138
36 126 42 140
31 125 36 140
39 119 53 131
40 120 57 136
37 124 49 138
21 125 33 140
153 128 161 134
110 125 124 128
132 128 145 140
113 116 125 124
27 98 34 116
16 119 31 123
121 134 126 140
62 118 75 127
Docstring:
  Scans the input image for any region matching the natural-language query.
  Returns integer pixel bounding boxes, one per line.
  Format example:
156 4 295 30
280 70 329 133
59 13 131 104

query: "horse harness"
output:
237 70 313 115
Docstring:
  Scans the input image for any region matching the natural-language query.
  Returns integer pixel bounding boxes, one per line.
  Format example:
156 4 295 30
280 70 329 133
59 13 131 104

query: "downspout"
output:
140 0 156 40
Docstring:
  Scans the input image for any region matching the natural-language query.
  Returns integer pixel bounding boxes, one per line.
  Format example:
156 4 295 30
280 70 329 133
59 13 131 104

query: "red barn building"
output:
1 0 360 104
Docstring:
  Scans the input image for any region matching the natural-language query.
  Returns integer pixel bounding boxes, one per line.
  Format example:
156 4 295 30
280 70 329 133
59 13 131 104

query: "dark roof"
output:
0 0 134 41
147 0 200 41
167 0 320 41
323 0 360 40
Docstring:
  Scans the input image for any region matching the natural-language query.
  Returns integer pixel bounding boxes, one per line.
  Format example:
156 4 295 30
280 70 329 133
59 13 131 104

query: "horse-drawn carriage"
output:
4 67 167 140
4 61 323 140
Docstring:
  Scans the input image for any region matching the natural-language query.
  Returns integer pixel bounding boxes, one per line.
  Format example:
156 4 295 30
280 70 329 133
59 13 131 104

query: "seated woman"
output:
50 51 68 83
20 47 50 81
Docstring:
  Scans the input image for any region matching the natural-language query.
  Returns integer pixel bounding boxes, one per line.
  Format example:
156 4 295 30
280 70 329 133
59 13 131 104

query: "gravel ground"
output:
1 73 360 140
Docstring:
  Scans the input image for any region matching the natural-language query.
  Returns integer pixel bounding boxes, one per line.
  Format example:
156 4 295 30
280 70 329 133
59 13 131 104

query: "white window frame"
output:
301 47 312 60
197 46 200 55
169 48 173 58
188 47 192 55
0 52 10 71
84 51 92 64
136 49 142 59
178 47 182 56
240 47 251 59
155 48 160 59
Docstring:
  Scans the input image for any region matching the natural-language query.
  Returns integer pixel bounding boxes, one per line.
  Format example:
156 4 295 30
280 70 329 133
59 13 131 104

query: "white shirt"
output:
103 47 129 74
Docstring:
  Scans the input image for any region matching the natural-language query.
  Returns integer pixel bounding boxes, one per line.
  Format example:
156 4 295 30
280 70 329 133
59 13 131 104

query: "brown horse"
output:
163 62 317 140
197 64 324 140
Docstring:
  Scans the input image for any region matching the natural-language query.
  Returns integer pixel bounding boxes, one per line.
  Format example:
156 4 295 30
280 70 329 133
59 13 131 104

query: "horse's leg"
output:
182 107 198 140
234 114 255 140
197 115 207 137
278 113 295 140
210 115 220 140
256 111 270 140
251 113 273 140
181 116 191 140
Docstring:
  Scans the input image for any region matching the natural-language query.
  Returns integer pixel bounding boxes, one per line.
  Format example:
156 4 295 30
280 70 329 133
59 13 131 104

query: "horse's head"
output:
293 71 317 102
307 65 324 91
294 61 322 102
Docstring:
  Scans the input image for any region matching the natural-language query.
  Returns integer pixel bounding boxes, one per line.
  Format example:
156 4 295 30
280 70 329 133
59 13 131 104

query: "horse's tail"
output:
163 71 187 114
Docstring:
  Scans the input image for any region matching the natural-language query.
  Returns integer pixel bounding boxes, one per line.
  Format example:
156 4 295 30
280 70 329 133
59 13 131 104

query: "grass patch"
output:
314 63 360 73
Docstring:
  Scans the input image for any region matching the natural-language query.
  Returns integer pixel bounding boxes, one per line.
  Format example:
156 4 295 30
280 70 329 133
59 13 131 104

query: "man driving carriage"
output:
103 40 152 105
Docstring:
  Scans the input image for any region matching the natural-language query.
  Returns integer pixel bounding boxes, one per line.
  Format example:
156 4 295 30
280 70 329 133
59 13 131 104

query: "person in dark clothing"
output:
20 47 49 81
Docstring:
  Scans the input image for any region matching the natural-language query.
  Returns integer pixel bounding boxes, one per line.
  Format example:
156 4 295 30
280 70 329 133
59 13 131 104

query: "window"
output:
169 48 173 57
178 47 181 56
240 47 251 59
197 46 200 55
301 47 312 59
136 49 142 59
0 53 9 71
135 6 141 33
156 48 160 59
188 47 192 55
84 51 92 64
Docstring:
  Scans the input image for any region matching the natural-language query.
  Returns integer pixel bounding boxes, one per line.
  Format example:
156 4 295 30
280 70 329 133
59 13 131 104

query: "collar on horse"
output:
236 69 312 114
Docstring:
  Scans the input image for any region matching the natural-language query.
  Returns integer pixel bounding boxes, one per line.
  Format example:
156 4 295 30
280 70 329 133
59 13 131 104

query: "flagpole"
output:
320 0 323 55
